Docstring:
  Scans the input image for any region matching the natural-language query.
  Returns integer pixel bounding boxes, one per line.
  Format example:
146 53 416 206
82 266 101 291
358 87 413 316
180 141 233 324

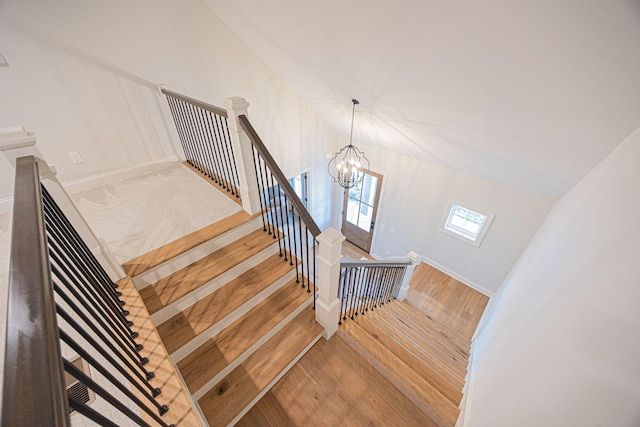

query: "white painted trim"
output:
417 254 494 297
371 250 494 297
227 331 323 427
439 199 496 248
457 337 480 427
62 156 180 194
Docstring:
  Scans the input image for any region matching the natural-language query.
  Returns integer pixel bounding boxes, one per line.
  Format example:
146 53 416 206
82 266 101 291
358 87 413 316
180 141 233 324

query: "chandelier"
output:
328 99 370 189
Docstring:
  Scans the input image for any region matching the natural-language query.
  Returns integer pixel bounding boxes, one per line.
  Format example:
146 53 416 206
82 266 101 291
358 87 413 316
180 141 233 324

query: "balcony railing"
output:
2 156 175 426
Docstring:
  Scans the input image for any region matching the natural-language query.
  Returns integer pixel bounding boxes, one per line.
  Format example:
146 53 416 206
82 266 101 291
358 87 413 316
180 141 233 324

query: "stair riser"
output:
133 216 263 289
225 333 323 427
191 297 313 400
170 268 297 362
151 242 280 325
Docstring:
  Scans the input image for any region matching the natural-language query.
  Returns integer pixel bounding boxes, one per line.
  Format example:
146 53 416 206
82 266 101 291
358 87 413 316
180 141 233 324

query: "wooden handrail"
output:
340 259 411 268
161 88 228 118
2 156 69 426
238 114 322 238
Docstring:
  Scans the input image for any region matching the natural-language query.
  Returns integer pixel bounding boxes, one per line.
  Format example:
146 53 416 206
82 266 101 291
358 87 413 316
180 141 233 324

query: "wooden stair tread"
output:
373 305 469 377
122 210 253 276
198 308 322 426
352 313 464 404
340 320 460 427
385 301 470 355
140 229 278 314
158 252 296 354
178 278 310 393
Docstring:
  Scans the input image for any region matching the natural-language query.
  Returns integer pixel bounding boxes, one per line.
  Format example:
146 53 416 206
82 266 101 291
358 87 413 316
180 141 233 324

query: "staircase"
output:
338 298 470 427
125 210 323 426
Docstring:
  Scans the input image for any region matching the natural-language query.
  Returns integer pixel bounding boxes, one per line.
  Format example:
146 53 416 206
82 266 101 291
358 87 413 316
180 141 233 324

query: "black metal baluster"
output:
165 96 190 166
297 214 306 289
391 267 402 300
258 156 274 235
64 359 155 427
222 116 242 198
176 100 202 171
48 250 140 353
189 104 212 179
59 328 169 416
268 173 283 256
292 210 301 284
394 267 407 298
349 267 360 320
68 394 119 427
53 280 150 375
364 267 378 313
378 267 388 305
42 190 124 306
198 107 222 185
250 146 267 232
282 193 294 264
338 269 347 324
57 307 159 396
360 268 370 316
212 113 234 194
305 227 311 293
44 219 131 334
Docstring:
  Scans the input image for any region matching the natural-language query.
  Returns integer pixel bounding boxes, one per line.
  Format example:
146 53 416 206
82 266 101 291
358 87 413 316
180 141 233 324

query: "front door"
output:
341 171 383 253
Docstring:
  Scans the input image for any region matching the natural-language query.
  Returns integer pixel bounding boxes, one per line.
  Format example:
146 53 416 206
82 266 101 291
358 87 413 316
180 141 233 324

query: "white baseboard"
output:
417 254 494 297
63 156 180 194
0 197 11 213
372 250 494 297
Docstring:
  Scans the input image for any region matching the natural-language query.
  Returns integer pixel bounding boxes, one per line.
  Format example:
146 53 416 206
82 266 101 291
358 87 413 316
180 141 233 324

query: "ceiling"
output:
204 0 640 198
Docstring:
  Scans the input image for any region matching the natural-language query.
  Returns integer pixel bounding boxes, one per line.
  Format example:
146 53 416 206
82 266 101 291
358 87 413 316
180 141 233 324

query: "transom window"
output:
440 201 495 247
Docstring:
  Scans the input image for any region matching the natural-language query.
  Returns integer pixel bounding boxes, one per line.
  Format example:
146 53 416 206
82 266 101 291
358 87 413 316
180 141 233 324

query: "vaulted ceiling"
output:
204 0 640 198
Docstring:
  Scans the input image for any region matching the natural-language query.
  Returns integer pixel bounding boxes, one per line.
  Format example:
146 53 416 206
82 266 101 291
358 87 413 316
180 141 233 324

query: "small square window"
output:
440 201 495 247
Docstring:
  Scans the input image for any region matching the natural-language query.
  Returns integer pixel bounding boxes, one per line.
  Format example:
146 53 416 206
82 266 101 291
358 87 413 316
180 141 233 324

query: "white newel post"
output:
397 251 420 301
0 126 126 281
224 97 262 215
315 227 345 340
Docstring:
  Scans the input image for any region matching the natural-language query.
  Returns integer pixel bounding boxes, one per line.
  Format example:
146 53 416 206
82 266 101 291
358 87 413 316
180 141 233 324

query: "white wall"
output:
466 126 640 426
0 0 340 228
357 144 555 294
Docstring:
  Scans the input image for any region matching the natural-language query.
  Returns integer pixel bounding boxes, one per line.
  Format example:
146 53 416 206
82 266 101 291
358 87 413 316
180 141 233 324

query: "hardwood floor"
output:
117 277 200 426
341 240 375 260
238 252 489 427
405 263 489 340
237 334 436 427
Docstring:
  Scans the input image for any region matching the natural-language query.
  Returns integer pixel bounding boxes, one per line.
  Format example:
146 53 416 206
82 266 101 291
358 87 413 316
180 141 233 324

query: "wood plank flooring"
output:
340 318 460 426
116 277 200 426
406 263 489 340
198 308 323 426
239 253 489 427
139 229 278 314
238 335 436 427
157 252 296 354
178 279 310 394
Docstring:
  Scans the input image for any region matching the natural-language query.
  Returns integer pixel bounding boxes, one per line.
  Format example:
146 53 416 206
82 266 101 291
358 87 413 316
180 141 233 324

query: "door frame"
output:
340 169 385 253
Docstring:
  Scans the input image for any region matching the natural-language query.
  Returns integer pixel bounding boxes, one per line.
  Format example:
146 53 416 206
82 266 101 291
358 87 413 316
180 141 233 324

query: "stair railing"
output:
2 156 175 427
338 259 411 324
238 115 321 308
161 88 241 199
